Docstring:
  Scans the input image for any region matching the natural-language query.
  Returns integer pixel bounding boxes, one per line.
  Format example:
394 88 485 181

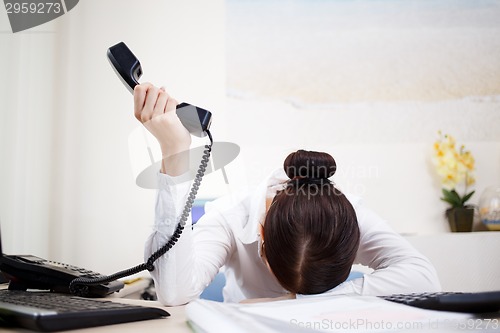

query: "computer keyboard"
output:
1 290 134 313
380 291 500 313
0 290 169 331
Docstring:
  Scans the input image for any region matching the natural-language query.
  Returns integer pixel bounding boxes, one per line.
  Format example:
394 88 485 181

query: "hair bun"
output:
283 150 337 180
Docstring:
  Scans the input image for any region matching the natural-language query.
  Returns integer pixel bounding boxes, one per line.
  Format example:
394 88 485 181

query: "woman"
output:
134 83 441 306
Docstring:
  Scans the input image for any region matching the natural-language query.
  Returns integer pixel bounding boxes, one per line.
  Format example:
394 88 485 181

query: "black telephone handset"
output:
107 42 212 137
0 42 214 298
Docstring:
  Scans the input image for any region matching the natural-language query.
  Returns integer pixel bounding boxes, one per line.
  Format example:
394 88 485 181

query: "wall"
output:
0 0 499 276
407 232 500 292
0 0 226 274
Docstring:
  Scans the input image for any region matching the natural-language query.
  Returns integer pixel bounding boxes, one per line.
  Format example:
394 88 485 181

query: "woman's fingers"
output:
165 95 178 114
133 83 149 122
142 85 160 123
153 87 169 117
134 83 173 123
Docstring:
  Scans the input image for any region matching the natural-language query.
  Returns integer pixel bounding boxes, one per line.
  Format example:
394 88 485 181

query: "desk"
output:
0 298 191 333
1 296 500 333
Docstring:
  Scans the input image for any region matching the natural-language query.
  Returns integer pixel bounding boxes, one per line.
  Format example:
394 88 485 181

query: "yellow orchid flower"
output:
432 132 475 208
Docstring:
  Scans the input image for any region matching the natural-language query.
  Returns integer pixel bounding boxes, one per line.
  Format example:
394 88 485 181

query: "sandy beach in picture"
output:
226 0 500 105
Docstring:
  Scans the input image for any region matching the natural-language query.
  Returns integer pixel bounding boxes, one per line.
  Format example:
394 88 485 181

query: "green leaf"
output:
440 189 462 208
461 190 475 205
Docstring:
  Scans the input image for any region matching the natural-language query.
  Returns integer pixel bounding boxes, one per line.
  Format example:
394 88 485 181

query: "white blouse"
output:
144 168 441 306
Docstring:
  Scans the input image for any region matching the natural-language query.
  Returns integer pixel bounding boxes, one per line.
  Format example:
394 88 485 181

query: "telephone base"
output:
0 255 124 298
7 279 29 291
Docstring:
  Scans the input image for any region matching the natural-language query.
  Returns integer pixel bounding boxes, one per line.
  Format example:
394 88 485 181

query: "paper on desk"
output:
237 296 473 332
187 296 475 333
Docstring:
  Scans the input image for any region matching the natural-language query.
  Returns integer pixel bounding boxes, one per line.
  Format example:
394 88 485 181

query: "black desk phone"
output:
0 42 213 297
0 255 123 297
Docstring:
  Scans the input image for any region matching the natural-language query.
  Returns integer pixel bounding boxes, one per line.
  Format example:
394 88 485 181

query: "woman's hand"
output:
134 83 192 175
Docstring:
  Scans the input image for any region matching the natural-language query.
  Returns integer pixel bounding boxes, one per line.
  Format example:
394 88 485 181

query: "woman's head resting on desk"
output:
260 150 360 295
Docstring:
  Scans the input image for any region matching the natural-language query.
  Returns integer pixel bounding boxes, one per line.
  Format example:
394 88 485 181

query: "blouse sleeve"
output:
144 173 234 306
350 203 442 296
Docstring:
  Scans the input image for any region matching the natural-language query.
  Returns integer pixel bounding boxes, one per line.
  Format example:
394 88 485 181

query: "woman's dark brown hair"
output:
263 150 360 295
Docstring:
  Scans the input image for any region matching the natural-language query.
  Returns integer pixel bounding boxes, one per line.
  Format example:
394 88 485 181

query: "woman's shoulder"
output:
204 188 252 216
344 192 363 209
201 185 267 244
343 192 389 233
199 189 254 229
